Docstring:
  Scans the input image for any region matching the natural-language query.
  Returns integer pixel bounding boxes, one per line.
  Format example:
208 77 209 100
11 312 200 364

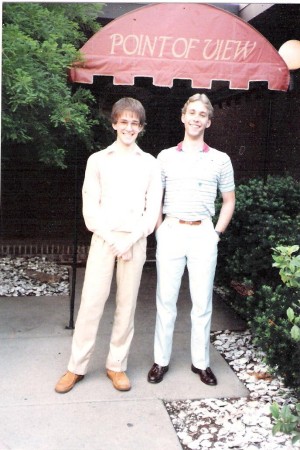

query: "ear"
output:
181 114 185 124
206 120 211 128
112 122 117 131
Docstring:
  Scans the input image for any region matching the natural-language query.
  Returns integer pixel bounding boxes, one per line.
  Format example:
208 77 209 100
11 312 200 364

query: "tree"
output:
2 3 104 168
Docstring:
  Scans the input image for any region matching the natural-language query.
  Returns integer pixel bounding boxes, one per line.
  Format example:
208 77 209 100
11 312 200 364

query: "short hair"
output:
181 93 214 119
111 97 146 126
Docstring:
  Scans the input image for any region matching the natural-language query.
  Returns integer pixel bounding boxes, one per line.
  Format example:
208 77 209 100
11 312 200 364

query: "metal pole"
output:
66 141 78 329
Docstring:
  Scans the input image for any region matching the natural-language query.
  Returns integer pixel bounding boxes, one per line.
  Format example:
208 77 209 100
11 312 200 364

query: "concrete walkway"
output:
0 266 248 450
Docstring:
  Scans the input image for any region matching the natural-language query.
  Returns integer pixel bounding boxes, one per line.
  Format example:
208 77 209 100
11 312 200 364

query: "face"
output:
181 100 211 138
112 110 143 146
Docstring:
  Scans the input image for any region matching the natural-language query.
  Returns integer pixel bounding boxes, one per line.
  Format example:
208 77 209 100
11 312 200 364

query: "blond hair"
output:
181 93 214 119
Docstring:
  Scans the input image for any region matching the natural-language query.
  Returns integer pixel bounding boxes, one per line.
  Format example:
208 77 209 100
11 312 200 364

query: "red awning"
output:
70 3 290 91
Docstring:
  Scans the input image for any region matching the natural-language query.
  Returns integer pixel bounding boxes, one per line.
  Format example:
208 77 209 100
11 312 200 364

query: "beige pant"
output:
68 232 147 375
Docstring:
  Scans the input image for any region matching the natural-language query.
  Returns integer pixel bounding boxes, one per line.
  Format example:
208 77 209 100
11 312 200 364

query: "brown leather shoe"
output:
106 369 131 391
191 365 217 386
147 363 169 383
55 371 84 393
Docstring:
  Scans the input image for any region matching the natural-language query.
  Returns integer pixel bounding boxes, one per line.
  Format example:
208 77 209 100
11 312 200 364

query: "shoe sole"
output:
112 384 131 391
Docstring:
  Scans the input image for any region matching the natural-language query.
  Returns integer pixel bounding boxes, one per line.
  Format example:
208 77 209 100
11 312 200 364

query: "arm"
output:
83 156 131 258
127 158 163 240
215 190 235 234
82 155 114 245
155 203 164 230
154 185 166 230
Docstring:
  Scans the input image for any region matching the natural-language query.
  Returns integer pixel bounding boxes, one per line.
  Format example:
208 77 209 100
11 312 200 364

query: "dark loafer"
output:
147 363 169 383
191 365 217 386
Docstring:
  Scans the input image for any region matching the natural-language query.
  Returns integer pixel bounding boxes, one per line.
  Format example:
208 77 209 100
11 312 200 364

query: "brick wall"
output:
206 89 300 180
0 242 90 264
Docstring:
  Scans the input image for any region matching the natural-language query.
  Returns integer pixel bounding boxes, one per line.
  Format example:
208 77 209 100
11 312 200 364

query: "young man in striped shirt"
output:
148 93 235 386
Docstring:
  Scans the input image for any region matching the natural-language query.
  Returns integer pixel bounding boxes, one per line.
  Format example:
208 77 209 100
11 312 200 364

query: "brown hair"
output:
181 93 214 119
111 97 146 126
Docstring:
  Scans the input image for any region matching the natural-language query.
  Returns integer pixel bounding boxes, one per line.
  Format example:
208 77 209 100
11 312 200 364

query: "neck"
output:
115 140 137 154
182 135 205 152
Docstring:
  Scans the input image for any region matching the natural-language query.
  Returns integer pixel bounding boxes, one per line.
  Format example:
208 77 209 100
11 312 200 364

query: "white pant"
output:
68 232 146 375
154 217 218 369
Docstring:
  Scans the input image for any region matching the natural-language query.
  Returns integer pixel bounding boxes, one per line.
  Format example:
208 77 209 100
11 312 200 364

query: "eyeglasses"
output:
117 119 141 131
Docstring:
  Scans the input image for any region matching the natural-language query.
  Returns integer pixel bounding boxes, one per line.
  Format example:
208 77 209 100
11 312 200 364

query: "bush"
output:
216 175 300 319
252 284 300 393
214 175 300 394
267 246 300 442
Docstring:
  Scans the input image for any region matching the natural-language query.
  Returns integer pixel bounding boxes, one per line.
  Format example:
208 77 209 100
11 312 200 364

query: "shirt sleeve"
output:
82 154 114 244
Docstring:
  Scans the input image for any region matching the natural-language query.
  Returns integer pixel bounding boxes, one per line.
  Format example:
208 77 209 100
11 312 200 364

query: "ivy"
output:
2 3 104 168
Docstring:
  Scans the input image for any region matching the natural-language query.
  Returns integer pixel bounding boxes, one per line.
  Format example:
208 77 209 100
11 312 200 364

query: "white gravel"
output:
0 256 69 296
166 330 299 449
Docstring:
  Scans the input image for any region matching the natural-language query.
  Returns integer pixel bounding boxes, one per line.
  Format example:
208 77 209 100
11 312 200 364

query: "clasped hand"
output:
109 235 134 261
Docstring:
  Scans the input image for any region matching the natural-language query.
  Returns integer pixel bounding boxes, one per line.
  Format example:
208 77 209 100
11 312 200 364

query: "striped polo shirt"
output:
157 142 235 221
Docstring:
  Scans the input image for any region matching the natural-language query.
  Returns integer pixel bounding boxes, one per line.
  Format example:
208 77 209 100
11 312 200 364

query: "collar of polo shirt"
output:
176 142 210 153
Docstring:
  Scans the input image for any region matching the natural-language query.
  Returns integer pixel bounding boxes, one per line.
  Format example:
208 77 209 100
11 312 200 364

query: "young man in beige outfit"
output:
55 98 162 393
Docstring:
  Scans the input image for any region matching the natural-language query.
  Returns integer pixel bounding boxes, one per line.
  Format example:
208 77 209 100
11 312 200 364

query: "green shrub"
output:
273 245 300 342
252 284 300 392
287 303 300 342
268 247 300 441
213 176 300 393
216 175 300 319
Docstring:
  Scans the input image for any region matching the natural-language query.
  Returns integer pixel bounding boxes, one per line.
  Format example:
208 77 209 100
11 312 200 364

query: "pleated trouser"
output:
154 217 218 370
68 232 146 375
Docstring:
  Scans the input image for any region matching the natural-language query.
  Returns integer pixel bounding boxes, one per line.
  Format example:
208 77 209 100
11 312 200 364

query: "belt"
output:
179 219 202 225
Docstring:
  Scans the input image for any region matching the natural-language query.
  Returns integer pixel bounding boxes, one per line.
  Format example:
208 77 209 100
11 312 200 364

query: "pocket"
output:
213 230 220 243
91 233 103 247
204 221 219 244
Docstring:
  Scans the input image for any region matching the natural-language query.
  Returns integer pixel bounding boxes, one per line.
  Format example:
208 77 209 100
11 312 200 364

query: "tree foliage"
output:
2 2 104 167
